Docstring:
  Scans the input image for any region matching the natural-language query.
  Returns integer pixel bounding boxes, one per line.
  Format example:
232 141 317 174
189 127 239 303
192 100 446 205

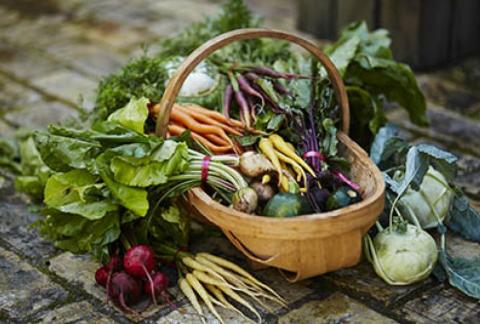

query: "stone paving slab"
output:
34 301 116 324
0 174 60 265
31 69 98 110
4 100 78 129
0 42 61 80
0 246 67 320
324 261 433 307
397 286 480 323
278 292 398 324
387 104 480 156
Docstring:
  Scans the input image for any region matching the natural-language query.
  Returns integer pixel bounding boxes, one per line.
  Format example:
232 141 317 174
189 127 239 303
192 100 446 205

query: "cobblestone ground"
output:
1 1 479 323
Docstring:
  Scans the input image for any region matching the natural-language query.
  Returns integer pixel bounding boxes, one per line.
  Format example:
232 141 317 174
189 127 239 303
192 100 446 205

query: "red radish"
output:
108 271 143 314
95 266 109 287
123 245 157 305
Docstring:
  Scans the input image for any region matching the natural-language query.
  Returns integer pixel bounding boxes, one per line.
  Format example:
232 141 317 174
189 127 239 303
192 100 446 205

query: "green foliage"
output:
326 22 428 148
31 98 192 258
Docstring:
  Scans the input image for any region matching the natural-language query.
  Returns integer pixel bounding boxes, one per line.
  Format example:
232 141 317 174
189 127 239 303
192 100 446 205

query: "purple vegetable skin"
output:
223 84 233 119
250 66 311 80
234 90 251 128
237 74 265 106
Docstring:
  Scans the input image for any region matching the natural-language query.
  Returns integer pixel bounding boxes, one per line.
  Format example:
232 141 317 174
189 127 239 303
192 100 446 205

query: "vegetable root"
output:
186 273 224 324
179 277 207 324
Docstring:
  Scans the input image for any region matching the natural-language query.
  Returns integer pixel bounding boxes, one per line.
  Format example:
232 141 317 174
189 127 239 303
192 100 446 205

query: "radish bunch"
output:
95 245 171 313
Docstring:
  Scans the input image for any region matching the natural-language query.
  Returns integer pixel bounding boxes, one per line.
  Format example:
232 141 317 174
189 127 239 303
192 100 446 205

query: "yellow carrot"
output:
268 134 316 177
198 253 286 302
186 273 224 324
275 150 307 187
179 277 206 324
259 138 284 187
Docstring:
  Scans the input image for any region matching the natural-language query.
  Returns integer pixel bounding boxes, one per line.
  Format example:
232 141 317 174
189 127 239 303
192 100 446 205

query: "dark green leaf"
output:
447 191 480 242
347 57 428 127
440 249 480 299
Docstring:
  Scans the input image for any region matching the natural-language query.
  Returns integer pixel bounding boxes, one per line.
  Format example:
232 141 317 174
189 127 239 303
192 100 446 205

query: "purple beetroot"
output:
95 266 109 287
108 271 143 314
123 245 157 305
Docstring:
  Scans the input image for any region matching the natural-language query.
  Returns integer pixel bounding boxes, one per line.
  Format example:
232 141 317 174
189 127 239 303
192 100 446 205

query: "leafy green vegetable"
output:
107 97 149 133
96 151 149 217
43 170 117 220
447 191 480 242
110 141 189 187
326 22 428 148
440 249 480 299
14 136 52 198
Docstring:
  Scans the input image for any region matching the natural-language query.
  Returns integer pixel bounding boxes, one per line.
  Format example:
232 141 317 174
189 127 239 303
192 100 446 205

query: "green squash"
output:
263 193 303 218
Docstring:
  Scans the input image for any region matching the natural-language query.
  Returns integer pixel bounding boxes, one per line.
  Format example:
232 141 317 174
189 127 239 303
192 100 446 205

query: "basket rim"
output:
189 131 385 225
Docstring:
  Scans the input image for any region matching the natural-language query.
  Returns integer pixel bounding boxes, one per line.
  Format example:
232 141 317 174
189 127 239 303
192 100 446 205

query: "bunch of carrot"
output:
151 103 245 154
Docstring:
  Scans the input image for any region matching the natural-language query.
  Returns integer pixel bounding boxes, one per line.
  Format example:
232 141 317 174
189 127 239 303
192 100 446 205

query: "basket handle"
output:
155 28 350 137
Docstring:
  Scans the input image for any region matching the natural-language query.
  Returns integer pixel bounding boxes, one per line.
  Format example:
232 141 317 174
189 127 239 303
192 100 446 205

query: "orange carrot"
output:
170 109 234 147
182 103 244 128
175 104 243 136
167 124 233 154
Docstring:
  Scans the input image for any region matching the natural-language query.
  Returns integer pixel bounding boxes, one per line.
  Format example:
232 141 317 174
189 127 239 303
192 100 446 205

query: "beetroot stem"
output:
142 264 158 306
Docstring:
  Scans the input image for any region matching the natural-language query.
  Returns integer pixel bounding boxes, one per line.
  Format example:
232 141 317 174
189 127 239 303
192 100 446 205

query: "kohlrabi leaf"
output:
370 125 408 166
416 144 458 182
107 97 149 133
446 191 480 242
396 146 429 195
440 249 480 299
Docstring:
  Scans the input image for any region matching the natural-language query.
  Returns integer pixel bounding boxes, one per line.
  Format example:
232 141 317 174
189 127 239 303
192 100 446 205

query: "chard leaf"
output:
325 36 360 76
96 152 149 216
0 138 21 173
322 118 338 157
347 86 387 147
110 141 189 187
44 170 117 220
333 21 392 58
347 57 428 127
34 132 101 172
447 191 480 242
56 201 117 220
149 204 190 248
107 97 149 133
44 170 98 207
440 249 480 299
13 136 52 198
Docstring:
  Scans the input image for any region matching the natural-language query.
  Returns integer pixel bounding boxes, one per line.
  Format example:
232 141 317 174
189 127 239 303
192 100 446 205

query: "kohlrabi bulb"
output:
371 223 438 285
399 166 453 229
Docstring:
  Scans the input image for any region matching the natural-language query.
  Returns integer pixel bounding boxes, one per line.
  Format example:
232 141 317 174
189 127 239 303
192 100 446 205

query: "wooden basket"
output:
155 28 385 282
